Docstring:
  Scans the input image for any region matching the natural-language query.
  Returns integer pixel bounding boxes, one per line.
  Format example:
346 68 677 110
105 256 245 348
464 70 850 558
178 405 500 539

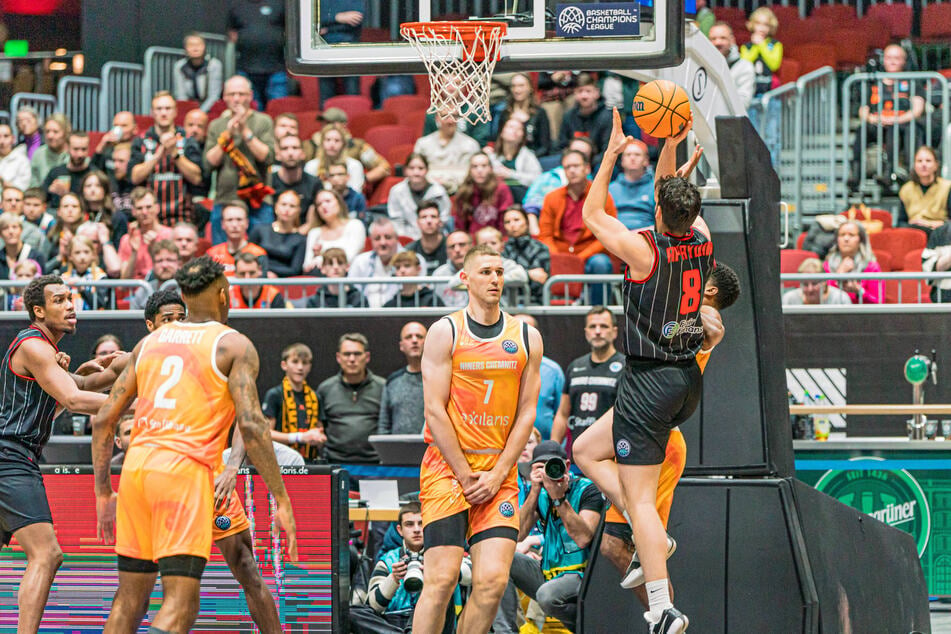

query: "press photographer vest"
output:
537 477 596 580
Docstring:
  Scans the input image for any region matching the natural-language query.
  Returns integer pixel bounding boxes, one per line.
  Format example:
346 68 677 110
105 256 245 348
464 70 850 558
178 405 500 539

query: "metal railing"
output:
841 72 950 204
143 46 185 107
542 274 623 306
100 62 145 127
0 279 151 311
10 93 57 124
781 270 951 304
57 77 101 133
196 32 234 79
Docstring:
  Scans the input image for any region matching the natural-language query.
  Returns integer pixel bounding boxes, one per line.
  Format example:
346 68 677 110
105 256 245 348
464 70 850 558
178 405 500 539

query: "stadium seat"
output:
766 4 801 26
174 100 200 125
839 207 893 230
398 236 413 247
781 248 820 287
866 3 912 40
208 100 228 119
897 250 933 304
349 111 399 140
322 95 372 119
195 237 211 258
359 75 375 100
87 131 106 152
548 253 586 305
859 16 891 52
873 250 893 272
295 76 321 104
361 27 390 43
805 18 838 44
397 109 428 136
265 96 310 117
367 175 402 207
713 6 747 24
920 2 951 41
869 228 928 270
796 231 807 250
134 114 153 131
295 110 323 141
282 276 321 302
364 125 421 158
382 94 431 113
778 58 801 85
413 74 431 96
903 248 925 272
811 4 857 22
785 43 837 76
776 18 812 47
382 143 417 169
828 30 871 71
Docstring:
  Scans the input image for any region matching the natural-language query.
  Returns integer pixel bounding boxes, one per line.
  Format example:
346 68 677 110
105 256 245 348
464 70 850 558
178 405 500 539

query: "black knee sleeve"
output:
117 554 159 574
157 554 207 579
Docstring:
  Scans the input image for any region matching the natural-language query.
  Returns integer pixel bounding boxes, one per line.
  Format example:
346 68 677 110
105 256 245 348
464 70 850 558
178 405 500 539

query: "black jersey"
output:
563 351 625 455
0 327 60 460
623 228 714 362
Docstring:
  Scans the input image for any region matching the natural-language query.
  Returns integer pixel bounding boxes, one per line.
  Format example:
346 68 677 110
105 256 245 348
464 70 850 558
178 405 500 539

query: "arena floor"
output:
933 602 951 632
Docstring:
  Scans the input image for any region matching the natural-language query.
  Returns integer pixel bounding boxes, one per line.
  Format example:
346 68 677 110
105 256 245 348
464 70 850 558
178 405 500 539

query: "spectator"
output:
249 189 307 277
492 72 552 157
551 306 624 456
523 138 595 226
262 342 326 462
382 251 444 307
502 205 550 304
273 112 300 142
923 223 951 302
230 251 286 308
348 218 425 307
15 107 43 160
118 187 174 279
42 131 91 209
511 440 603 632
62 235 109 310
184 109 210 145
205 200 268 275
302 189 366 272
110 415 135 467
608 139 656 230
370 74 417 109
4 260 39 311
898 146 950 234
317 1 366 106
226 0 288 108
1 187 47 253
512 315 564 441
106 143 135 216
421 96 492 147
80 171 127 247
75 221 121 278
129 239 181 310
473 226 530 297
310 108 392 188
741 7 783 164
304 123 365 191
486 118 543 202
378 321 427 435
708 22 756 110
538 72 579 140
413 112 481 194
387 153 452 239
432 230 473 307
0 123 30 190
694 0 715 35
90 111 137 174
405 200 448 275
130 92 205 226
44 192 87 271
823 220 883 304
0 212 45 279
325 160 367 216
453 153 514 235
183 110 212 206
204 75 276 243
272 135 321 222
538 149 617 304
316 332 384 464
22 188 54 234
304 247 368 308
93 334 123 358
172 221 201 263
29 113 70 188
782 257 851 305
558 73 612 156
173 32 224 112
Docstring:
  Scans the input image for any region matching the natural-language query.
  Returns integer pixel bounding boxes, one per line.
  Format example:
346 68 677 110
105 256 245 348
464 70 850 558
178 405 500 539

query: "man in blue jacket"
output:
608 139 656 230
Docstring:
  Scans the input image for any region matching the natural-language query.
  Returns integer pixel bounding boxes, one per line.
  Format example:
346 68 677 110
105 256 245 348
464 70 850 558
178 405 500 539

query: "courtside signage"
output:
555 3 640 37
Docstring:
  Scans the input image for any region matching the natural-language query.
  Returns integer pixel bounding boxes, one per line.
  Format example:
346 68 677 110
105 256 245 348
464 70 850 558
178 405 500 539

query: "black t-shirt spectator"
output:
227 0 286 74
42 164 92 209
129 127 204 226
249 223 307 277
382 286 444 308
405 236 447 276
261 384 321 461
305 286 368 308
272 172 322 215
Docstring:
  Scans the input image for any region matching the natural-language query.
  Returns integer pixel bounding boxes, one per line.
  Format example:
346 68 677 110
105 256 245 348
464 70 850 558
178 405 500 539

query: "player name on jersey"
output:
666 241 713 262
156 327 206 345
460 360 519 371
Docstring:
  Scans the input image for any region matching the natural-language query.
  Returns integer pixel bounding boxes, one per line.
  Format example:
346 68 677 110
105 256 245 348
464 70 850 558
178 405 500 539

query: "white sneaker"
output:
646 607 689 633
620 535 677 589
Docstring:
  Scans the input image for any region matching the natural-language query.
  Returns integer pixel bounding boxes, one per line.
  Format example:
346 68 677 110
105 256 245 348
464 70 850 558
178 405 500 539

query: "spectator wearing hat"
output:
608 139 656 230
304 122 365 191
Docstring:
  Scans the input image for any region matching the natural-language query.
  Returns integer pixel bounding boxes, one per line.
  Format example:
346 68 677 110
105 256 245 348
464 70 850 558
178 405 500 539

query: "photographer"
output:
511 441 603 632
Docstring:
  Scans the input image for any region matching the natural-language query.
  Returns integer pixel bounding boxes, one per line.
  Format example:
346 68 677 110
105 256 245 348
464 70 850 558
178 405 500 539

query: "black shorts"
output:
0 446 52 545
603 520 633 544
613 357 702 466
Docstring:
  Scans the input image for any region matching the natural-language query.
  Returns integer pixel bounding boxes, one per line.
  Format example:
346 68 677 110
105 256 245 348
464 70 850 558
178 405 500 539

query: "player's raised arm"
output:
582 108 654 274
224 331 298 561
421 318 474 486
22 338 109 415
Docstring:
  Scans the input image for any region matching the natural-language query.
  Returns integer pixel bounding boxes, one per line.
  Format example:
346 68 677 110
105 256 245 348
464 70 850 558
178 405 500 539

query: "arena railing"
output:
100 62 146 127
10 93 57 126
196 32 235 79
781 270 950 304
841 71 950 205
143 47 185 109
542 274 623 306
57 76 101 133
0 279 151 311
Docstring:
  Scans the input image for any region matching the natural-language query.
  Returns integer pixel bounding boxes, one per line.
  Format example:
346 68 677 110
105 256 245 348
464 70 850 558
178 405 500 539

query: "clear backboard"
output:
286 0 684 76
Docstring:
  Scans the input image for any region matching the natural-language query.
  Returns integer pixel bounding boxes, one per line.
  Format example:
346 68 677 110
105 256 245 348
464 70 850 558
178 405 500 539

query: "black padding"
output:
117 554 159 574
157 554 207 579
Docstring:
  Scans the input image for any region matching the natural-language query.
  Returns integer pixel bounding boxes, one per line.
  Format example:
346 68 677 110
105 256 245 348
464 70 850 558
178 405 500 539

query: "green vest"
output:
537 477 597 580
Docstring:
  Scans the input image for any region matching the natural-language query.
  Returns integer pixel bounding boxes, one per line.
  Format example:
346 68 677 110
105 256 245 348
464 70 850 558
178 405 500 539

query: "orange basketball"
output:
632 80 692 138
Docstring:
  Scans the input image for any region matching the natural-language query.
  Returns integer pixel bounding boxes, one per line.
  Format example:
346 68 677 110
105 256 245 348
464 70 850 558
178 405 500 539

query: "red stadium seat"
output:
367 175 402 207
828 30 870 71
778 58 801 85
866 3 912 40
208 100 229 119
548 253 586 304
920 2 951 41
294 110 323 141
785 43 837 76
903 248 925 272
359 75 375 100
134 114 153 131
195 238 211 258
87 131 106 153
282 276 322 302
811 4 857 22
413 75 431 96
839 207 892 230
859 16 891 52
382 94 431 113
780 248 820 287
397 109 428 136
775 18 812 47
713 6 747 24
349 111 399 140
322 95 372 119
265 96 310 117
873 250 893 272
869 228 928 270
766 4 801 26
174 100 200 126
363 125 420 158
382 143 417 169
398 236 413 247
295 76 321 104
796 231 807 250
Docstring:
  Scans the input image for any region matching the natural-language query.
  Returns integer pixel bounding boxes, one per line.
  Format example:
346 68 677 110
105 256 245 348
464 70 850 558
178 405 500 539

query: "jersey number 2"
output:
154 356 184 409
679 270 702 315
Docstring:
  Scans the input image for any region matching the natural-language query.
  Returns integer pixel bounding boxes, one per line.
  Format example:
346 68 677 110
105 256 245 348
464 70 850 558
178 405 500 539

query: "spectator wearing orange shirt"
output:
205 200 268 275
118 188 174 279
538 149 616 304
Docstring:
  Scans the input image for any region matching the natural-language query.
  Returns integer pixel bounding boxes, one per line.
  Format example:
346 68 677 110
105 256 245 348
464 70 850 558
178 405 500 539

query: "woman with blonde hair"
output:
741 6 783 164
304 123 365 191
302 189 366 272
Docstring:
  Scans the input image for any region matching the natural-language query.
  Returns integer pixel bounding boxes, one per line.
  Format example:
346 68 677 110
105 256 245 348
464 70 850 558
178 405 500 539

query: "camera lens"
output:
545 457 566 480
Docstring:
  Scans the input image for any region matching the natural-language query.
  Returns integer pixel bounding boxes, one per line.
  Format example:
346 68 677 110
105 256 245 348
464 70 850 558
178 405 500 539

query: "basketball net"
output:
400 21 507 125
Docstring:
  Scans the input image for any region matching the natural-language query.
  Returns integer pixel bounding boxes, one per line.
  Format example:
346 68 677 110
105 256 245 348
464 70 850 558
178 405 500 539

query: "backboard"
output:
287 0 684 76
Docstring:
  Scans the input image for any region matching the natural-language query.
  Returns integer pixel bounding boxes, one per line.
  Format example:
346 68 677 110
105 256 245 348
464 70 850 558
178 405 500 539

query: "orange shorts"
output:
604 428 687 531
116 446 215 562
419 446 519 542
211 464 251 542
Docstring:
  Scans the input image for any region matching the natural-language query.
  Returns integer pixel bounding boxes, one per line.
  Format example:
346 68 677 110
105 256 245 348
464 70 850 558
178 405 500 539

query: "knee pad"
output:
157 554 207 579
117 554 159 574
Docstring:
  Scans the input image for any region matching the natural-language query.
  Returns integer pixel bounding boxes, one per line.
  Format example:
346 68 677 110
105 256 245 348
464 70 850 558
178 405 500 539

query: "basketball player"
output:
91 256 297 634
0 275 114 633
575 108 712 633
412 244 543 634
88 287 284 632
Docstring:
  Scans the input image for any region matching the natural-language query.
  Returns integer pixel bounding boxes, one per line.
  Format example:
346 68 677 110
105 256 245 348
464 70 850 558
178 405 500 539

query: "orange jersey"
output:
423 310 529 453
131 321 236 469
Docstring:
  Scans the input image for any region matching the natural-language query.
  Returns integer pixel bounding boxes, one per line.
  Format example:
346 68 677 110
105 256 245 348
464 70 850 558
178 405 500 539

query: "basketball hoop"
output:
400 21 507 125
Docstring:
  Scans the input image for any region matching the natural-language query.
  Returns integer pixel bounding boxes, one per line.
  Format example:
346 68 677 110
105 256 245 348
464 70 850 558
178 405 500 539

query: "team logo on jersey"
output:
616 439 632 458
502 339 519 354
214 515 232 531
498 501 516 518
662 319 704 339
610 361 623 373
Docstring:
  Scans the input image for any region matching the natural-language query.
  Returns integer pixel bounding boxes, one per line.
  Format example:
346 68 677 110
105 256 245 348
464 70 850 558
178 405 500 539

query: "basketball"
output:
632 80 693 139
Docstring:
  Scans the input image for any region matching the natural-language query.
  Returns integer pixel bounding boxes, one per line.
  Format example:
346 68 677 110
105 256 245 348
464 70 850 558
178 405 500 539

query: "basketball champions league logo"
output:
558 6 586 34
556 3 641 38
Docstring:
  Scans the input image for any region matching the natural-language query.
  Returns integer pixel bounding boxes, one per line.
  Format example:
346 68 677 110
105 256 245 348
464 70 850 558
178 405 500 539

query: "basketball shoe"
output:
646 607 689 633
620 535 677 589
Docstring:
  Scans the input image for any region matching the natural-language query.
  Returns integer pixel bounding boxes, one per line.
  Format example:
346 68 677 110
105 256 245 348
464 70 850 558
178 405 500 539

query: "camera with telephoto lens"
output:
545 456 567 480
401 547 424 592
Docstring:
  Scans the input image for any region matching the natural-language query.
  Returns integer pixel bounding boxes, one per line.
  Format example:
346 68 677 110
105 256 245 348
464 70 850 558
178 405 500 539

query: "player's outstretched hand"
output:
606 107 636 158
96 491 117 544
676 145 704 180
214 466 238 512
274 502 299 562
669 118 693 145
463 470 504 505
